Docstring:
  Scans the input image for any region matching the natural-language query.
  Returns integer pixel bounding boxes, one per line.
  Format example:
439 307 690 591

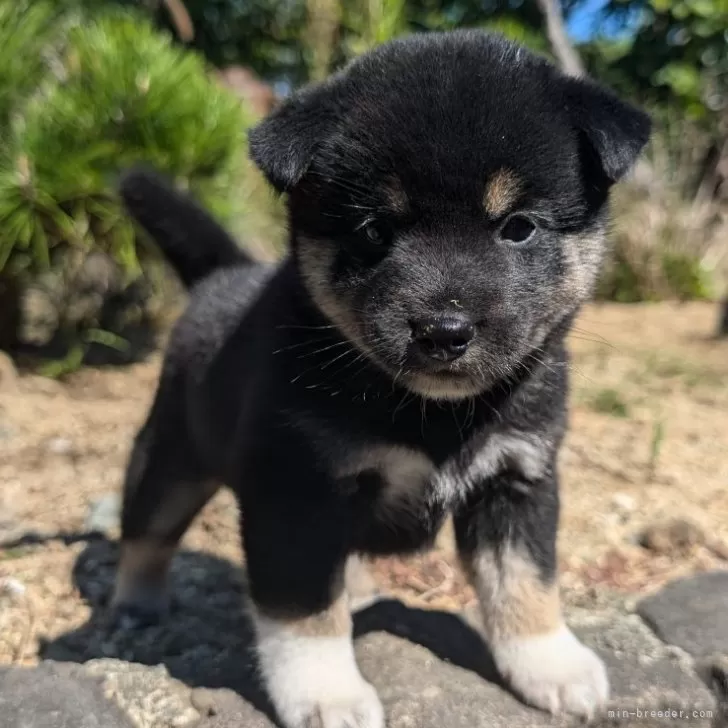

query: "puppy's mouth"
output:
403 368 483 400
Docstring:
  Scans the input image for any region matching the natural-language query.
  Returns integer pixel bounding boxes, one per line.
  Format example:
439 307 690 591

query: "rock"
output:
15 597 721 728
0 661 133 727
84 660 200 728
357 632 557 727
192 688 271 728
85 493 122 535
638 518 706 555
20 284 60 346
353 601 716 726
637 570 728 658
572 611 715 723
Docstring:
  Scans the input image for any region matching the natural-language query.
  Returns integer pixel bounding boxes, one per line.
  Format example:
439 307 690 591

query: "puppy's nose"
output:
410 316 475 362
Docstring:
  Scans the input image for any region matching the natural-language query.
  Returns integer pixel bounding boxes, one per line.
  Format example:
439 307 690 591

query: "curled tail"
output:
119 167 250 288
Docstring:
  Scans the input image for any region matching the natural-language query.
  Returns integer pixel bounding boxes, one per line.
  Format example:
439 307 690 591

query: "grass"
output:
589 388 630 418
642 352 725 390
0 547 30 561
648 417 666 479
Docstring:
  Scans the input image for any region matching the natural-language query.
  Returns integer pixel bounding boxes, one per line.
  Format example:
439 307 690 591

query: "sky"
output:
566 0 640 42
567 0 610 41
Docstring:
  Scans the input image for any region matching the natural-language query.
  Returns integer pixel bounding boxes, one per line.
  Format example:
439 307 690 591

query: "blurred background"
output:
0 0 726 678
0 0 727 363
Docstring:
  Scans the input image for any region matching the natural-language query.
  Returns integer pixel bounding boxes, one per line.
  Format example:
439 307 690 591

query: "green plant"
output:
36 327 129 378
648 416 666 478
342 0 407 57
590 388 630 417
0 2 66 131
0 5 252 353
597 119 725 303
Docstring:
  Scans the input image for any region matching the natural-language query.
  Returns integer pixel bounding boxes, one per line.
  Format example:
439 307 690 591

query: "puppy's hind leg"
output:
112 410 219 626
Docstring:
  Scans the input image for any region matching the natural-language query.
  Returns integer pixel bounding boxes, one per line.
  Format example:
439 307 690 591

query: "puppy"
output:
114 30 650 728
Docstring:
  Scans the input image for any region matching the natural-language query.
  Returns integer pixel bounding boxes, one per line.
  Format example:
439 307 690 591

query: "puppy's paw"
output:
272 669 383 728
493 625 608 719
291 679 384 728
255 627 384 728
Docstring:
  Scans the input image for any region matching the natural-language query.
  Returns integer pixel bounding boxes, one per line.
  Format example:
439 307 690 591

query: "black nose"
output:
410 316 475 362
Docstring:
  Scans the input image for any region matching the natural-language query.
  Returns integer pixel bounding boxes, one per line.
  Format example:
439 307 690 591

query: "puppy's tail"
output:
119 167 250 289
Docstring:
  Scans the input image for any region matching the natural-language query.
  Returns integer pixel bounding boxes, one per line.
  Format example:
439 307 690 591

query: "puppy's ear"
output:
563 77 651 184
248 79 343 192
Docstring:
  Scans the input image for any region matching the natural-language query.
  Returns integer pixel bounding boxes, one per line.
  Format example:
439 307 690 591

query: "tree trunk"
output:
161 0 194 42
535 0 585 78
0 273 21 352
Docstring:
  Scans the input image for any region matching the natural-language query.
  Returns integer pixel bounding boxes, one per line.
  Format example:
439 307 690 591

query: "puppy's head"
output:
250 31 650 400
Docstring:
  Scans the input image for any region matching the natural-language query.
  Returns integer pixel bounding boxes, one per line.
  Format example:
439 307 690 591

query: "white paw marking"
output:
493 624 609 719
253 614 384 728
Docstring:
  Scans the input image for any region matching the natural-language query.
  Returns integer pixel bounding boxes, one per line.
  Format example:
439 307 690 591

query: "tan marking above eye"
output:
483 168 522 217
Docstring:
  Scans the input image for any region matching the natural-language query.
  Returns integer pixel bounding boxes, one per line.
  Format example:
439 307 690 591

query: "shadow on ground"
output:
41 538 501 725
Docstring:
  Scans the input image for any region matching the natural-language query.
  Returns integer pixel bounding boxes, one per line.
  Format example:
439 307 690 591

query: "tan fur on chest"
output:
335 445 434 508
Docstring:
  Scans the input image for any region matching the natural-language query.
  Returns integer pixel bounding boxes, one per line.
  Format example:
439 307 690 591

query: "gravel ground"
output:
1 301 727 667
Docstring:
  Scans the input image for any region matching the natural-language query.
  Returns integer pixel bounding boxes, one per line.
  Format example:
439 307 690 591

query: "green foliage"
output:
597 247 713 302
109 0 551 84
589 0 728 121
0 4 255 359
0 7 249 281
342 0 408 57
590 388 631 417
0 2 69 130
661 250 714 299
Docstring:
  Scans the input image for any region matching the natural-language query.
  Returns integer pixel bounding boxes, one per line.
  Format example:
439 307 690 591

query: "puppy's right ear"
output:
248 79 343 193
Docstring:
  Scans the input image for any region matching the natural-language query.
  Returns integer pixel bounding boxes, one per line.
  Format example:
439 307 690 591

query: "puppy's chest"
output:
335 445 437 506
333 430 546 509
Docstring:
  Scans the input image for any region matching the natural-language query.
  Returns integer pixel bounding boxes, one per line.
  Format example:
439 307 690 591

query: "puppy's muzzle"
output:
409 314 475 363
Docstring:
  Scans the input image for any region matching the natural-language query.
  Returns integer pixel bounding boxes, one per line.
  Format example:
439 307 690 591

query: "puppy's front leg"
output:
454 465 608 719
244 497 383 728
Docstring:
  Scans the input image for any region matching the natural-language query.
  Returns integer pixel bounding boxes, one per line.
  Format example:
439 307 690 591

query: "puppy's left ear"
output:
248 77 344 193
563 77 651 184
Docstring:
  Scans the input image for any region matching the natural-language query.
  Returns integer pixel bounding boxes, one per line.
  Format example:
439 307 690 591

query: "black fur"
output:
119 168 248 288
118 31 649 624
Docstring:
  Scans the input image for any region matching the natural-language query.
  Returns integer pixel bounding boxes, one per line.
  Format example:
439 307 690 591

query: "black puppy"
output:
115 30 650 728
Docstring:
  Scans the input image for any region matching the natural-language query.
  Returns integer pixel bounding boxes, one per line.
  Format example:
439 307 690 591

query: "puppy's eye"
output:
363 224 384 245
499 214 537 244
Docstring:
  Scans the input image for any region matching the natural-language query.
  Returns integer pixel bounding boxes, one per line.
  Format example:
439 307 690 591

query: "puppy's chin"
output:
403 371 485 401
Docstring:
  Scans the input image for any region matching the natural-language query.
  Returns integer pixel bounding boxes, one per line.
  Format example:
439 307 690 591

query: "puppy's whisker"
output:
297 340 354 359
392 388 415 421
272 336 336 355
320 346 362 370
276 324 340 331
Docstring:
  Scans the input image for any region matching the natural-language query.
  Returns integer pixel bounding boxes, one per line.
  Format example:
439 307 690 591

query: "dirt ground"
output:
1 301 727 667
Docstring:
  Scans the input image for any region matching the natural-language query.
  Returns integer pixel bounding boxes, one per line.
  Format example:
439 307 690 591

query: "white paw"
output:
493 625 609 719
270 664 383 728
253 614 384 728
286 678 384 728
